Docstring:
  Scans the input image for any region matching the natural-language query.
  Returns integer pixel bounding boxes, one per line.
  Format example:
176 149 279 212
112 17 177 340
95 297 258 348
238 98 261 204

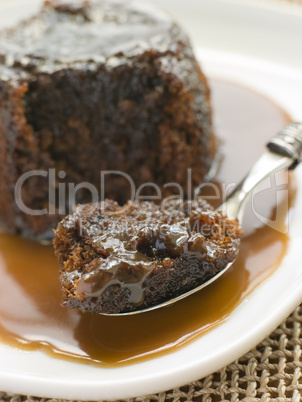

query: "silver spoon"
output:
104 122 302 316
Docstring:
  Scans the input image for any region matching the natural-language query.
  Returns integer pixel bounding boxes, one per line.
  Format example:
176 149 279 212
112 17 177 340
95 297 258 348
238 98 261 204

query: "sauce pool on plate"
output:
0 80 295 367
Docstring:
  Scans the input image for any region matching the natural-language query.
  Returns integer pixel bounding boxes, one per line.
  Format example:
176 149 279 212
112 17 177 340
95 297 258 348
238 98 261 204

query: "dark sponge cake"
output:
53 199 241 314
0 0 215 240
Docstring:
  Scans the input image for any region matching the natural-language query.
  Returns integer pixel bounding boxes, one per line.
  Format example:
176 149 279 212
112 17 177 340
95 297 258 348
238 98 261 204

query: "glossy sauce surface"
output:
0 80 294 367
0 0 174 75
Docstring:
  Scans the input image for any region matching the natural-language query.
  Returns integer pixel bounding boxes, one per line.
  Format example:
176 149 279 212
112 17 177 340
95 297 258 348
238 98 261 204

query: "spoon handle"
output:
218 122 302 221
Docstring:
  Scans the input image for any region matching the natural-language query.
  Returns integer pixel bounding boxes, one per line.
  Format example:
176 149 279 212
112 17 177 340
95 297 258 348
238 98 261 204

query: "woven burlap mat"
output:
1 0 302 401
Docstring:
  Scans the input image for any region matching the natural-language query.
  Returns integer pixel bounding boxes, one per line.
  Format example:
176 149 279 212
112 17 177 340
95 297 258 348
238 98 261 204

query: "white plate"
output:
1 0 302 400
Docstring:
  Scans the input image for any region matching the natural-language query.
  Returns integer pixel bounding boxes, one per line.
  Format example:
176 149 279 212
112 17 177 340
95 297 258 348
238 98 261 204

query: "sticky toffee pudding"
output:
0 80 295 367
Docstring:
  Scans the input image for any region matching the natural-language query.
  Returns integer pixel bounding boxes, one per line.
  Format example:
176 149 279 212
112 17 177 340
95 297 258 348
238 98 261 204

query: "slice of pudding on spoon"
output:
54 122 302 316
54 199 241 315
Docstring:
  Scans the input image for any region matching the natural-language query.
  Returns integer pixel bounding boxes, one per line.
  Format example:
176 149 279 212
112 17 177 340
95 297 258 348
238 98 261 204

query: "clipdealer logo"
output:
13 168 290 234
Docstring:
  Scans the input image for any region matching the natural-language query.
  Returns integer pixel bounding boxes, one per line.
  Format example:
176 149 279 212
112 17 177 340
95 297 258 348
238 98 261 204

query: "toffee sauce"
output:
0 80 294 367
